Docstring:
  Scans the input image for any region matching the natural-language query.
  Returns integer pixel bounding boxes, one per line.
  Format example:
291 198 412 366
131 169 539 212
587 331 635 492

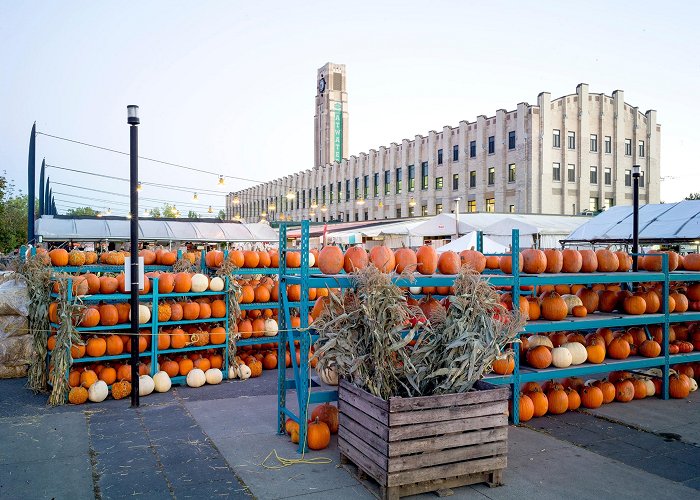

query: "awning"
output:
435 231 508 254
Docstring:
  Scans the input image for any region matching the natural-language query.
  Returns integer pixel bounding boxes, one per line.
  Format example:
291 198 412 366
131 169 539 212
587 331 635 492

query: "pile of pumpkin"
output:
516 365 699 421
205 248 281 269
284 403 337 451
43 247 200 268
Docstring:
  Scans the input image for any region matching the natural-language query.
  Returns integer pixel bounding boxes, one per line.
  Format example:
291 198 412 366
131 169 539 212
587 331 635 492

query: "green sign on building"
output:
334 102 342 162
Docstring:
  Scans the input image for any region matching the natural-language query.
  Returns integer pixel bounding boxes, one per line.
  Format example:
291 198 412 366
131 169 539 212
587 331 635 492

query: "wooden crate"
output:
338 379 509 500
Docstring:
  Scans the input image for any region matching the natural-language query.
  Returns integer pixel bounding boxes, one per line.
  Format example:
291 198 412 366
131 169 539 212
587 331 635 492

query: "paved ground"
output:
1 371 699 499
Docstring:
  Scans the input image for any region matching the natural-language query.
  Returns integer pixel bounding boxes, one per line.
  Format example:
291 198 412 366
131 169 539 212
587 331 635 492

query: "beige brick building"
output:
227 76 660 223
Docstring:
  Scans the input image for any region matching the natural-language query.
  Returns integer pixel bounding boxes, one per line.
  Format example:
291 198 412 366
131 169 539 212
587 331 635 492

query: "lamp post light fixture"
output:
320 204 328 213
137 181 142 192
218 175 225 186
632 165 641 272
193 192 198 201
208 205 213 214
286 191 296 200
310 199 318 210
127 104 140 407
233 196 240 205
408 197 416 207
356 197 365 206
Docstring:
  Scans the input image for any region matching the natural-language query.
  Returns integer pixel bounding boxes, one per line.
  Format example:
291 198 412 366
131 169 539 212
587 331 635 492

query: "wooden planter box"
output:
338 379 509 500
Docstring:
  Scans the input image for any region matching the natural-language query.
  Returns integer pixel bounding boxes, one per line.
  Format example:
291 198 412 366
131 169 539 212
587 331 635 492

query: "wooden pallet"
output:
338 379 509 500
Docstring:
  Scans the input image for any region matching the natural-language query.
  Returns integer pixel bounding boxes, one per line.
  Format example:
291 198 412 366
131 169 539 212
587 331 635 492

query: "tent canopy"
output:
563 201 700 244
483 217 539 237
408 213 476 237
435 231 508 254
35 215 278 242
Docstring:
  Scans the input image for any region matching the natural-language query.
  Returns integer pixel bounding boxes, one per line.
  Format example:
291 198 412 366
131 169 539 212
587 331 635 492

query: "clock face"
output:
318 77 326 93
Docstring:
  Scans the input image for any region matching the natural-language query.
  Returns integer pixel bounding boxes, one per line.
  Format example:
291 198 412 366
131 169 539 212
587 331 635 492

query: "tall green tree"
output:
217 209 226 220
0 172 35 253
685 193 700 200
66 206 98 216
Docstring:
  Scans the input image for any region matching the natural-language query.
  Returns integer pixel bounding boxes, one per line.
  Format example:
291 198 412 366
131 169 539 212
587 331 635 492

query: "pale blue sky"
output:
1 0 699 216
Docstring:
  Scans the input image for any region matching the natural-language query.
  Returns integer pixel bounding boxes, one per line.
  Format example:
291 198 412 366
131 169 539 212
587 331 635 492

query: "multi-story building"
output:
227 66 660 223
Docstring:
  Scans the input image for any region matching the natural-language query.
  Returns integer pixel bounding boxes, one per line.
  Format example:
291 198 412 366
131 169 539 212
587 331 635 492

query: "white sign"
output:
123 256 145 291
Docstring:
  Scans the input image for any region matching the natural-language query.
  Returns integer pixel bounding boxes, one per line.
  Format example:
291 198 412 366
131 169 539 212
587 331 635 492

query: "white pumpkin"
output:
264 318 279 337
228 366 238 379
690 378 698 392
316 365 339 386
643 378 656 397
153 371 172 392
561 294 584 315
88 380 108 403
308 252 316 267
129 304 151 324
551 346 573 368
561 342 587 365
205 368 223 385
139 375 155 396
186 368 206 388
190 273 209 293
527 335 554 349
237 364 251 380
209 276 225 292
409 287 422 295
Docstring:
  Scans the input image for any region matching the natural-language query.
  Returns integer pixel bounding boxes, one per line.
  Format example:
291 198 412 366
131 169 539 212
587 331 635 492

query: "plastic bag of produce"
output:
0 364 28 378
0 276 29 316
0 316 29 340
0 334 33 366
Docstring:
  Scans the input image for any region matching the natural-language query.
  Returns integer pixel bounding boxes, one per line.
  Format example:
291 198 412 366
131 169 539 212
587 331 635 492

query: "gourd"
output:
561 294 583 315
153 371 172 392
209 276 225 292
237 364 252 380
409 287 422 295
129 304 151 324
642 378 655 397
551 347 573 368
228 366 238 379
186 368 206 388
69 386 89 404
308 252 316 268
205 368 223 385
88 381 108 403
316 364 339 385
561 342 587 365
527 335 553 349
112 380 132 400
190 273 209 293
264 318 279 337
139 375 155 396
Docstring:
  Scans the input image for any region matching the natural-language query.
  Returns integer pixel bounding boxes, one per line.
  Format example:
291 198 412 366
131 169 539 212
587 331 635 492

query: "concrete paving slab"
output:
0 456 94 499
173 478 250 499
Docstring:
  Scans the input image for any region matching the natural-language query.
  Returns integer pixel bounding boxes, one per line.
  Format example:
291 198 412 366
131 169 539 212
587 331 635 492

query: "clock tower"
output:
314 63 348 167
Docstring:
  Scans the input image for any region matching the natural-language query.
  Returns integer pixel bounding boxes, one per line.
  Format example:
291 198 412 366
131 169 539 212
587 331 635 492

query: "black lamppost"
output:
127 105 140 407
632 165 640 272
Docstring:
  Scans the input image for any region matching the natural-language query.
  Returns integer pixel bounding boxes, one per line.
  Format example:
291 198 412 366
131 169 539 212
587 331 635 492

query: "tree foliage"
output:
187 210 198 219
0 172 34 254
217 209 226 220
66 206 98 216
685 192 700 200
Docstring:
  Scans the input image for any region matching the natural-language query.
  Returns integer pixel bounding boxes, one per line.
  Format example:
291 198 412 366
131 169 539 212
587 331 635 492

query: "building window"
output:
486 198 495 212
384 171 390 195
436 203 443 214
421 205 428 216
625 139 632 156
572 203 576 215
625 169 632 186
437 149 443 165
469 141 476 158
363 175 369 198
452 174 459 190
373 173 379 197
396 207 402 218
590 197 599 212
509 204 515 213
488 167 495 185
337 181 342 202
604 167 612 185
354 177 360 199
421 162 429 190
355 213 359 221
302 190 306 209
488 136 495 154
604 198 614 210
408 165 415 192
315 187 319 205
508 131 516 150
408 205 415 217
453 144 459 161
346 213 350 222
640 171 645 187
552 163 561 181
605 136 612 154
590 166 598 184
468 200 476 212
568 131 576 149
364 210 369 221
469 171 476 188
508 164 516 183
296 191 300 210
590 134 598 152
322 185 326 203
567 164 576 183
395 168 402 194
345 180 350 201
553 129 561 148
435 177 443 190
639 140 645 157
329 184 333 203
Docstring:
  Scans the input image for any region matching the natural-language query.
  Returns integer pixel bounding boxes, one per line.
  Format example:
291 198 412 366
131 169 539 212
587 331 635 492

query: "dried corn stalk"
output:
216 260 242 367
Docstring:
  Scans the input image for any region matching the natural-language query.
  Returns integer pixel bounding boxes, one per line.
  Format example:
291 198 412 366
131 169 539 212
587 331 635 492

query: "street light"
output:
193 192 198 201
321 204 328 212
233 196 240 205
310 199 318 210
356 197 365 206
632 165 640 272
218 175 225 186
127 104 140 407
408 197 416 207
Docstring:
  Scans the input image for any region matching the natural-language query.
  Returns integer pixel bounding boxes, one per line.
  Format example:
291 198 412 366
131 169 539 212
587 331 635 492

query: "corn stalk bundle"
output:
47 278 83 406
216 260 242 367
172 257 196 273
18 255 52 393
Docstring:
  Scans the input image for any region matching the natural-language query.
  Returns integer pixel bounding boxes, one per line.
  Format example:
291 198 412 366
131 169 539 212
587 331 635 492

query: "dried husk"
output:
216 260 242 367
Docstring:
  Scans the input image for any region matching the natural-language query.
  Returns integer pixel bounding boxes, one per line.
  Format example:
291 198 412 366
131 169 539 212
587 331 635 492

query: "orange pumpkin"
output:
518 393 535 422
173 272 192 293
205 250 224 268
318 246 345 274
369 246 396 273
307 418 331 450
343 246 368 273
614 379 635 402
526 345 552 369
540 292 568 321
595 249 619 272
286 251 302 268
529 390 548 417
623 295 646 315
499 254 524 275
586 343 606 364
228 249 245 268
561 249 583 273
310 403 339 434
580 386 604 409
86 336 106 357
492 354 515 375
522 249 547 274
579 250 598 272
436 251 461 275
576 288 599 313
415 245 438 275
607 337 631 359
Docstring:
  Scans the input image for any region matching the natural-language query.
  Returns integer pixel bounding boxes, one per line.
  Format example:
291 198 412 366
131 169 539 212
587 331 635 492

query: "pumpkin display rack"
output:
274 222 700 450
46 273 232 390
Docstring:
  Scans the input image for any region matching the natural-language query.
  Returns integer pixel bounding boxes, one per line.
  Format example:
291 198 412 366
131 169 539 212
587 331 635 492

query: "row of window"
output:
552 164 645 187
552 130 645 157
435 131 518 165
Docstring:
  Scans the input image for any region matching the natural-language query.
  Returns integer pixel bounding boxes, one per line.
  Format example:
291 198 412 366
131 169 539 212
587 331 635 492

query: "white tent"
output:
435 231 508 254
563 201 700 244
408 213 477 237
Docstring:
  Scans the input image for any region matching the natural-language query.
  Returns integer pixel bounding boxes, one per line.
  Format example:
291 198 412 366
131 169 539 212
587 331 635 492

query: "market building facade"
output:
227 68 660 223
